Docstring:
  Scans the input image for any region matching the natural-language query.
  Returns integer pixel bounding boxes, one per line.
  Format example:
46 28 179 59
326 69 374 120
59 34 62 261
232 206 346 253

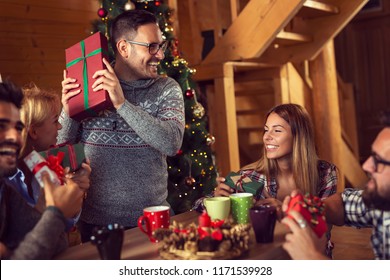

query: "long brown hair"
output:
244 103 320 195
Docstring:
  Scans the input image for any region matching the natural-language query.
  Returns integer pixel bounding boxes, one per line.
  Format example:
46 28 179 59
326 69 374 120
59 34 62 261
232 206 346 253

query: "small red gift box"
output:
65 32 113 121
286 193 327 238
24 150 62 188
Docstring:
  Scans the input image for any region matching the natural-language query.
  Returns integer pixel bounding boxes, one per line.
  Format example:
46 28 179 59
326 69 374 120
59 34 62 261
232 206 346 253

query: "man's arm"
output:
3 172 88 259
323 193 345 226
9 207 68 259
57 109 81 145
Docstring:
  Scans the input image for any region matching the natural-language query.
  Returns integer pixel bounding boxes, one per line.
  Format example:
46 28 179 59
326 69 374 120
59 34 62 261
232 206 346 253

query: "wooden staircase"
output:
176 0 369 191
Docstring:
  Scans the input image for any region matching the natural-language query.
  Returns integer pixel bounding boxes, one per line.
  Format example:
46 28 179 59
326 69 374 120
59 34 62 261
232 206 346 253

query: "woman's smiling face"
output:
263 112 293 161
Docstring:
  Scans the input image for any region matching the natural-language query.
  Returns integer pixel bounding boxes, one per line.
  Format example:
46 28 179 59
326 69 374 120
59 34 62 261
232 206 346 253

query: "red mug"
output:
137 206 170 242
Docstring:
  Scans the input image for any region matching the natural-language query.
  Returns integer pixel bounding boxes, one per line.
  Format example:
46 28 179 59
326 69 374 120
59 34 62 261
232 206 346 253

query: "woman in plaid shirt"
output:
205 104 338 257
282 111 390 259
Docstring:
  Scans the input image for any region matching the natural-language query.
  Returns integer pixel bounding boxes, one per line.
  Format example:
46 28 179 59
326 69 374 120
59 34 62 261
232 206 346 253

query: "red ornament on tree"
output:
172 40 180 57
155 1 161 6
176 149 183 156
185 89 195 99
97 8 108 18
185 176 196 186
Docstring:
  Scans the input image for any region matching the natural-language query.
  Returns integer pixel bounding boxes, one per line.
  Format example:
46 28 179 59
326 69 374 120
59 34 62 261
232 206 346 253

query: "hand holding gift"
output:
43 172 86 219
23 150 62 188
64 32 113 121
224 172 264 197
91 57 125 109
39 143 86 173
284 193 327 238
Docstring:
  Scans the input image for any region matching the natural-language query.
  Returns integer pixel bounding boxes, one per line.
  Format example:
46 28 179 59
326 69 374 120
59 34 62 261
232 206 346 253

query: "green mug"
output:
204 196 231 221
230 193 254 224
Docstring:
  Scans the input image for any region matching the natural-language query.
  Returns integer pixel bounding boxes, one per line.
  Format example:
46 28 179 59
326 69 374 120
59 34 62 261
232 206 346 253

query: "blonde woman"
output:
6 83 91 218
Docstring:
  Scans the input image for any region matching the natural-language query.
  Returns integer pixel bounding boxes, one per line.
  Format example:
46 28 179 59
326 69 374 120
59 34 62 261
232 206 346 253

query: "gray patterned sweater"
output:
57 76 185 227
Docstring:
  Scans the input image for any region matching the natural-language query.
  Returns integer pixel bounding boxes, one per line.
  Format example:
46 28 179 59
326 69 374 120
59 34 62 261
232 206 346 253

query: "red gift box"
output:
24 150 62 188
65 32 113 121
286 193 327 238
39 143 86 173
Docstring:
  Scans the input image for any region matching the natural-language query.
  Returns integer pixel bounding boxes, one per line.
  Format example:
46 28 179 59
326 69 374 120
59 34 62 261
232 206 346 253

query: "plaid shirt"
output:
193 160 337 210
342 188 390 259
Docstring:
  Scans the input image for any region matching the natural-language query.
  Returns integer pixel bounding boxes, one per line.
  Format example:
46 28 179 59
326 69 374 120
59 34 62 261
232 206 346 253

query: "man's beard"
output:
0 140 20 178
362 179 390 211
2 166 18 177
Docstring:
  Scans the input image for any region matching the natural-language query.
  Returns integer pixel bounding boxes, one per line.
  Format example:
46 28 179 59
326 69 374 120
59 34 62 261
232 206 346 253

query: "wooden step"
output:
238 130 264 146
298 0 340 19
201 0 307 64
234 81 274 96
257 0 368 64
237 126 263 132
237 115 264 128
235 80 273 91
274 30 313 47
236 109 262 115
236 96 274 112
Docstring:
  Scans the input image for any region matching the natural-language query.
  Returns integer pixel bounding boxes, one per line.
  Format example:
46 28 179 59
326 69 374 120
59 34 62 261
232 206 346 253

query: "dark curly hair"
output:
0 81 23 109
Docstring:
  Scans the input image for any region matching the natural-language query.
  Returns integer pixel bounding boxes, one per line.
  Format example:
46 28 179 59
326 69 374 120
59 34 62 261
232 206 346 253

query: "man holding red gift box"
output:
282 110 390 260
59 10 184 242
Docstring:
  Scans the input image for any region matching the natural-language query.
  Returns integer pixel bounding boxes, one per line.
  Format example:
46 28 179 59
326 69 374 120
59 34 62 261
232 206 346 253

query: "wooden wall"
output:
1 0 387 166
0 0 99 92
334 0 390 161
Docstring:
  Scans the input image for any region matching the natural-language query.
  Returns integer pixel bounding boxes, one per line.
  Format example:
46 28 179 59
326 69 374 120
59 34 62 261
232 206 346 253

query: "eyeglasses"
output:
125 40 167 55
371 152 390 173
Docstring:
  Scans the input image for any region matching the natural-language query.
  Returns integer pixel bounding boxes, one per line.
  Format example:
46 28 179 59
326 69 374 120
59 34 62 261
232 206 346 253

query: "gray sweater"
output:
57 76 185 227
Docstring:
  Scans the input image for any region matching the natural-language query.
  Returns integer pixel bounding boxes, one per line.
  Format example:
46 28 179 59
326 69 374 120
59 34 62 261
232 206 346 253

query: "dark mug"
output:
249 205 277 243
90 223 124 260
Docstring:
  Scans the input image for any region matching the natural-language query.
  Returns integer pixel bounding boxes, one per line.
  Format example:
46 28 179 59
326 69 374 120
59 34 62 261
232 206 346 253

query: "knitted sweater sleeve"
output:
9 207 68 260
57 110 81 145
2 182 68 259
116 79 185 156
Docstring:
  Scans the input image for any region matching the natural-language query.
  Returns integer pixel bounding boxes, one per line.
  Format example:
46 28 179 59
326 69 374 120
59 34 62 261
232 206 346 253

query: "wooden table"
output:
56 210 291 260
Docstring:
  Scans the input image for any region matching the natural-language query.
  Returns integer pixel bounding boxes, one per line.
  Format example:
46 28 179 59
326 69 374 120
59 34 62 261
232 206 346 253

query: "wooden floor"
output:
331 226 374 260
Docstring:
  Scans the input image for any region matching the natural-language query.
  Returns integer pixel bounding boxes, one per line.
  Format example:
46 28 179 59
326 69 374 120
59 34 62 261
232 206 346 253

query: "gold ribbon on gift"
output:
230 174 252 192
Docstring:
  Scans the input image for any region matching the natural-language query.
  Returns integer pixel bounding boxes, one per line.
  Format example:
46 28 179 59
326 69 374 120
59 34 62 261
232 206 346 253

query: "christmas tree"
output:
92 0 217 214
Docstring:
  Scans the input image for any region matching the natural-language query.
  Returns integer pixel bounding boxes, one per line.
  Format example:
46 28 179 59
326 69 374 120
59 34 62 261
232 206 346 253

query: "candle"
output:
198 211 211 227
